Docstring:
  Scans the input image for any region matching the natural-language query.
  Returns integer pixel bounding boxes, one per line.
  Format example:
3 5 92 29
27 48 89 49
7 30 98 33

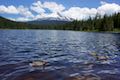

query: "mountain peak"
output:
35 12 74 21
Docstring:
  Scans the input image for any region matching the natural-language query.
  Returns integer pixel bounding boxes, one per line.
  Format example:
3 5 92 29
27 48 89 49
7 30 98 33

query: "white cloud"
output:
98 1 120 15
31 1 120 21
30 1 45 14
61 7 97 20
7 17 33 22
30 1 66 20
0 5 34 18
0 5 19 14
43 1 65 12
1 1 120 21
35 12 60 19
61 1 120 20
31 1 65 13
18 5 34 18
15 17 32 21
100 1 108 5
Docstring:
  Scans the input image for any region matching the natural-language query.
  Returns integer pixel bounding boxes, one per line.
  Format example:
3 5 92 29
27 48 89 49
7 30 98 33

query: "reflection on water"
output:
0 30 120 80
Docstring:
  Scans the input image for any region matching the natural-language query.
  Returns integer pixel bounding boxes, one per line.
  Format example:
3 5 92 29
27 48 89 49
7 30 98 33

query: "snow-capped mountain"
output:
28 17 73 25
28 12 74 25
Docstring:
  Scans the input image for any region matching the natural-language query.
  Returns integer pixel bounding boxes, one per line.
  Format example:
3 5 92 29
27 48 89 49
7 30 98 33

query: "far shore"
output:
0 29 120 33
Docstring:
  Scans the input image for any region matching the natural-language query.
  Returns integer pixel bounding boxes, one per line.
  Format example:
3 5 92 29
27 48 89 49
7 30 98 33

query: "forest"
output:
0 13 120 31
63 13 120 31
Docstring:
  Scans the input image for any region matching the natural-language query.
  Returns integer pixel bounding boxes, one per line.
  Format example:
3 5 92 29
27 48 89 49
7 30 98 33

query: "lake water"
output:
0 30 120 80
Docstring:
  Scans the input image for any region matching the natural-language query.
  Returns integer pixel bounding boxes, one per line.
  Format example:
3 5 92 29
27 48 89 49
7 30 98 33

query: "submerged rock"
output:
29 60 47 67
29 60 48 71
66 73 101 80
90 52 109 61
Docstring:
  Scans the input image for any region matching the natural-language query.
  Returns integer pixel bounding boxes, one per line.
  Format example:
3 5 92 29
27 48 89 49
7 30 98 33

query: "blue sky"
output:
0 0 119 8
0 0 120 21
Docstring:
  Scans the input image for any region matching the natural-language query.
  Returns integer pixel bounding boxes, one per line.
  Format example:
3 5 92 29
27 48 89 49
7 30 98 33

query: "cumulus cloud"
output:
62 7 97 20
100 1 108 5
30 1 45 14
43 1 65 13
18 5 34 18
35 12 61 19
98 1 120 15
30 1 65 14
0 5 34 19
60 1 120 20
30 1 65 20
1 1 120 21
31 1 120 21
0 5 19 14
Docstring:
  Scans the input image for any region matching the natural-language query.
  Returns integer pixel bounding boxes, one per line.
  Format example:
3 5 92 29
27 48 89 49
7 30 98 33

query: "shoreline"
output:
0 29 120 33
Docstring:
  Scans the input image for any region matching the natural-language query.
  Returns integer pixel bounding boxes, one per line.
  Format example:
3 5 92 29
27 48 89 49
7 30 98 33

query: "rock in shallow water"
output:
29 60 48 71
29 60 47 67
65 73 101 80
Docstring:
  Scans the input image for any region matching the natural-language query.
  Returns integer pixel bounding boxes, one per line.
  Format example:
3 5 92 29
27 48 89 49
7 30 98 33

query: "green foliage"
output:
63 13 120 31
0 13 120 31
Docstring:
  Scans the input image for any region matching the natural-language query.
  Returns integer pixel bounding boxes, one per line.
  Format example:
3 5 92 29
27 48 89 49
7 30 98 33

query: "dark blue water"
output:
0 30 120 80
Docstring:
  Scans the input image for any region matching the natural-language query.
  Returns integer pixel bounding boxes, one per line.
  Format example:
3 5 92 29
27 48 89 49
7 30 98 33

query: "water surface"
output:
0 30 120 80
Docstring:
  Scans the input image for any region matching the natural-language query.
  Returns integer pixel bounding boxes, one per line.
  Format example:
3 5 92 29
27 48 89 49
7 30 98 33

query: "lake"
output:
0 30 120 80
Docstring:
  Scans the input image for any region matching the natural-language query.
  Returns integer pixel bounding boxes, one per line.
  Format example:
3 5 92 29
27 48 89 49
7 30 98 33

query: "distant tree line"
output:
0 13 120 31
62 13 120 31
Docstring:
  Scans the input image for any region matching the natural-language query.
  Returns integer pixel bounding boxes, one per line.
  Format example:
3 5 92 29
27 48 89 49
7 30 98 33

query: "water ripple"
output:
0 30 120 80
